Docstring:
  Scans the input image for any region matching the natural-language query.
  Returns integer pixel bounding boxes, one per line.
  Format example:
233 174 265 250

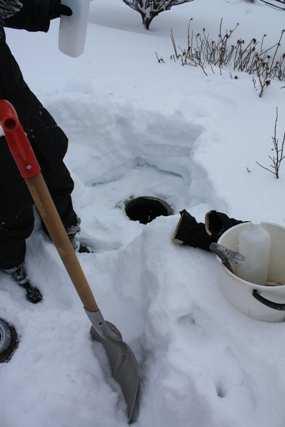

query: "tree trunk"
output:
141 12 158 30
143 16 152 30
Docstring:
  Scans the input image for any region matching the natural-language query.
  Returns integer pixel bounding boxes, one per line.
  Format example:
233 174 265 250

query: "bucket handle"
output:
252 289 285 311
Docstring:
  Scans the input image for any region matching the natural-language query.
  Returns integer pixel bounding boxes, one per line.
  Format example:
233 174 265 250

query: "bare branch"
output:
257 107 285 179
160 18 285 98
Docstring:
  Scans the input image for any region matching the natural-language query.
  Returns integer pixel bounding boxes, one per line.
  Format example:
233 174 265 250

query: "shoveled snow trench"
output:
0 95 285 427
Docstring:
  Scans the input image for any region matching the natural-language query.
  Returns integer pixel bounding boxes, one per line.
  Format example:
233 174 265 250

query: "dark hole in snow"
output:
215 382 227 398
125 196 173 224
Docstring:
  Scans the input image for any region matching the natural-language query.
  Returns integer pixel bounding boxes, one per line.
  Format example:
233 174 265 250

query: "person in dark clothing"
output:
0 0 83 303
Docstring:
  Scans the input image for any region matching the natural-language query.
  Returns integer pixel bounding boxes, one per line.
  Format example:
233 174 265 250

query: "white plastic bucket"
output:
217 222 285 322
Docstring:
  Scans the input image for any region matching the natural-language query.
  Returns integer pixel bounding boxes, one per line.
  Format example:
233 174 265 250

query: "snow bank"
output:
1 0 285 426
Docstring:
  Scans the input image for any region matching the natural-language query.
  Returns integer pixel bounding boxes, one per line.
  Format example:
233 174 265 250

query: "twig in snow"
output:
256 107 285 179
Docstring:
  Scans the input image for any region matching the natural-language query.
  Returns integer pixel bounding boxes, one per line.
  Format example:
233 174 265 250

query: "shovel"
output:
0 100 140 424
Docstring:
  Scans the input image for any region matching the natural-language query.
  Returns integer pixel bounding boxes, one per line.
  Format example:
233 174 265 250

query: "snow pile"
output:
1 0 285 426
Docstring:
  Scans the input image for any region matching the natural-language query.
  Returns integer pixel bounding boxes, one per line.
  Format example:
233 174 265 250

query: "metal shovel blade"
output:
89 316 140 424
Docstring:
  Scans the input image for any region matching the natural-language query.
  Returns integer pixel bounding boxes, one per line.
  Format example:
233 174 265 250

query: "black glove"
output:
172 210 214 251
50 1 72 20
205 210 245 241
172 209 245 252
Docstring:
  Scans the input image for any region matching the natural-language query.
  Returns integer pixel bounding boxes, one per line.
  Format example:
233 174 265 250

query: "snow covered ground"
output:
1 0 285 426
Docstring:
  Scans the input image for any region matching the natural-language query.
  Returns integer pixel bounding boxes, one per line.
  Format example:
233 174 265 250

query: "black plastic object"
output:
252 289 285 311
125 196 173 224
0 318 18 363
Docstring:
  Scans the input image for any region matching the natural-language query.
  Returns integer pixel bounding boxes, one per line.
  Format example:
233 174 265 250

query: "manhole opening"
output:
125 196 173 224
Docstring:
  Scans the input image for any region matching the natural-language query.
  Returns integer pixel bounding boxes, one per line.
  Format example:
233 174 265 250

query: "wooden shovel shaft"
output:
26 174 99 313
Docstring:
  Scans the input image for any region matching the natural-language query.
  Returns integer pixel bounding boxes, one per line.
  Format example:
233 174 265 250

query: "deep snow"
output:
1 1 285 426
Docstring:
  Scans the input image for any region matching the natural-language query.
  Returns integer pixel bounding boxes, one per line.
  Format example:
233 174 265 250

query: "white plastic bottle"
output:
236 224 271 284
59 0 90 58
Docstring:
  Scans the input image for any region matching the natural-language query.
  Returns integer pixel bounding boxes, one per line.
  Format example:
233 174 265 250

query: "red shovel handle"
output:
0 100 41 179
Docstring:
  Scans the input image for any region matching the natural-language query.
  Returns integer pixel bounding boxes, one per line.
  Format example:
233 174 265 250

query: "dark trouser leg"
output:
0 137 34 269
0 43 78 251
0 124 77 268
29 124 79 231
0 208 34 269
6 85 78 231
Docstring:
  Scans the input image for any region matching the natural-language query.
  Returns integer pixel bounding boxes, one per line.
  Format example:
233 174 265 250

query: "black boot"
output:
66 222 94 254
44 216 94 254
173 210 214 251
3 263 43 304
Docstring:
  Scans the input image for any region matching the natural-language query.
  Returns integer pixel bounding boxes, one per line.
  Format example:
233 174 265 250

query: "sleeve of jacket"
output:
3 0 53 32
